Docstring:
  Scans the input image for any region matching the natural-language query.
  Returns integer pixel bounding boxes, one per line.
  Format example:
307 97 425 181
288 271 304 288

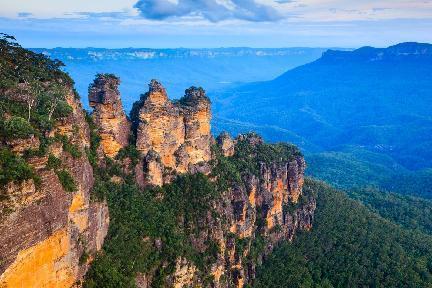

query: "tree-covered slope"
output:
347 186 432 235
254 179 432 288
306 147 432 199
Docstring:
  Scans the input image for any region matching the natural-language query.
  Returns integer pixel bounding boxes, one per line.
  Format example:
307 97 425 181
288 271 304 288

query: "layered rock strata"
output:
136 134 316 288
1 71 316 288
0 89 109 288
216 132 235 157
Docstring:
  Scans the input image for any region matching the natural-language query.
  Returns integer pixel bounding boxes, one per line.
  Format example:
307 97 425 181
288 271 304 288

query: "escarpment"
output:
0 87 109 287
1 38 316 288
83 76 316 287
190 133 315 287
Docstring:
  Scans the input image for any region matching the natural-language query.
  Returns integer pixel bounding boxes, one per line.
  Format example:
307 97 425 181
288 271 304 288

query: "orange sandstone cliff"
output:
0 89 109 288
130 80 212 186
0 72 315 288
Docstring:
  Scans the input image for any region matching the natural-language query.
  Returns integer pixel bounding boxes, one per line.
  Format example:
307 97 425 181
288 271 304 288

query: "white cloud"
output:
1 0 431 23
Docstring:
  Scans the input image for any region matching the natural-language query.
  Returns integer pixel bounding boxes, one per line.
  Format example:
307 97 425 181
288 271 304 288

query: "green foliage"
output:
84 255 134 288
53 100 73 118
306 147 432 200
235 237 249 257
0 149 39 186
116 145 140 167
233 133 301 177
210 135 301 194
46 154 62 170
254 242 317 288
84 112 101 168
84 137 301 286
0 33 72 90
1 116 34 139
306 147 432 237
96 73 118 80
305 148 402 189
254 178 432 288
85 173 221 287
0 34 74 138
56 169 77 192
79 250 90 265
347 187 432 235
382 169 432 199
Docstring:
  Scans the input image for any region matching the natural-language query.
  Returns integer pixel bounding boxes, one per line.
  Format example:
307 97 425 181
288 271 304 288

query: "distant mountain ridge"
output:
321 42 432 62
32 47 331 61
213 42 432 171
30 47 330 111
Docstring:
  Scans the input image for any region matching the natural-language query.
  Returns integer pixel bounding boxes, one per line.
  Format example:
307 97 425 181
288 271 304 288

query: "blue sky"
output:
1 0 432 48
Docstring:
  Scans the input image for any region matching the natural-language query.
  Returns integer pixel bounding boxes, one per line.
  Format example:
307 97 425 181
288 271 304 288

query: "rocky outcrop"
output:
139 133 315 288
0 89 109 288
215 134 313 287
89 74 130 158
132 80 212 185
216 132 235 157
0 69 315 288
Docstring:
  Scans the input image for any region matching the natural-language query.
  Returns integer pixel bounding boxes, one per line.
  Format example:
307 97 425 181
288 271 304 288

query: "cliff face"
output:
82 75 316 287
194 134 315 287
132 80 212 185
0 55 315 288
88 74 131 158
217 132 235 157
0 89 109 288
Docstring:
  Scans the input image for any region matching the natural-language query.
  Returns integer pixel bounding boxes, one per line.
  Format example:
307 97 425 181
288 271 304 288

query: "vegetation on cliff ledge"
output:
84 132 304 287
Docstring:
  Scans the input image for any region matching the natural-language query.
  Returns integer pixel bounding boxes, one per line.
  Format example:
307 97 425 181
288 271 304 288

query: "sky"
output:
1 0 432 48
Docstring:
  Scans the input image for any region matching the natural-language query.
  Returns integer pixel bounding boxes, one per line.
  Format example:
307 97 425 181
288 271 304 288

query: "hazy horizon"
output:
2 0 432 48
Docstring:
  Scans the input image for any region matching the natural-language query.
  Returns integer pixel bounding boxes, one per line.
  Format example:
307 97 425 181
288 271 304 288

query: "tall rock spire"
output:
89 74 131 158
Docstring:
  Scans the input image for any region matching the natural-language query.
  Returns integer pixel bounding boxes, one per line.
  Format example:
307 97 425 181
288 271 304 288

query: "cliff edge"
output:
0 36 316 288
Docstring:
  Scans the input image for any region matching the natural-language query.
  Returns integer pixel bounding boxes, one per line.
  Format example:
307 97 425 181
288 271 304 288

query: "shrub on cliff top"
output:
0 33 72 90
217 133 302 178
1 34 74 137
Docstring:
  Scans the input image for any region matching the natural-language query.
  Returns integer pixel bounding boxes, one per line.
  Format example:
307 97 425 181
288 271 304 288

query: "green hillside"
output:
254 179 432 288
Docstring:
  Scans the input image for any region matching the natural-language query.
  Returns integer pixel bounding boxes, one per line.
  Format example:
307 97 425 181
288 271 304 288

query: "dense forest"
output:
306 147 432 199
254 179 432 288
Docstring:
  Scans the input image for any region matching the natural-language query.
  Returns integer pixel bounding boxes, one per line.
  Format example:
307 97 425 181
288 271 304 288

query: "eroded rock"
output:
89 74 130 158
132 80 212 185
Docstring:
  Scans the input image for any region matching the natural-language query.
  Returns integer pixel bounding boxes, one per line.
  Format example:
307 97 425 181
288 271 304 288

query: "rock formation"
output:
1 66 315 288
216 132 235 157
132 80 212 185
89 74 130 158
0 88 109 288
133 133 315 288
208 134 314 287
